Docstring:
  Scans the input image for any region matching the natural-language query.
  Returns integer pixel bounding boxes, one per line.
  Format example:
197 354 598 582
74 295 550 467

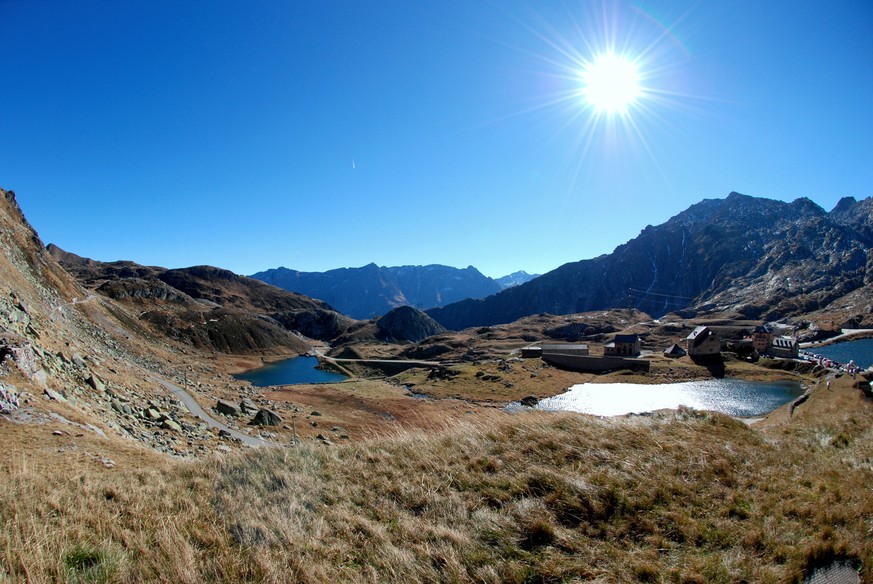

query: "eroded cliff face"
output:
428 193 873 329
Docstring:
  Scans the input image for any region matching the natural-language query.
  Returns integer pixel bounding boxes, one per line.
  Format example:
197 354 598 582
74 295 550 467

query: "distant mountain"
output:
496 271 539 289
250 263 502 319
426 192 873 330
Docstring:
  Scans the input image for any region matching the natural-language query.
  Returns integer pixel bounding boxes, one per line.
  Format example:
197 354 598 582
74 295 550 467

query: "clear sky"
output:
2 1 871 279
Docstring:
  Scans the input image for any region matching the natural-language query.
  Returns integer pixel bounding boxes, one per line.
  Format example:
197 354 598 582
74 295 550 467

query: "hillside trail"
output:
59 295 274 448
152 375 274 448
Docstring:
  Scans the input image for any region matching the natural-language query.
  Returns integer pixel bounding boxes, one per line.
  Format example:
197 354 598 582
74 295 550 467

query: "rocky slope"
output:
427 192 873 330
49 247 356 349
0 188 229 456
251 263 502 319
1 189 365 458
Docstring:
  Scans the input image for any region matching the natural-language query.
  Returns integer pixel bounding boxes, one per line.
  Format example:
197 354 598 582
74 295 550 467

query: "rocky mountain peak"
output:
832 196 858 215
427 191 873 329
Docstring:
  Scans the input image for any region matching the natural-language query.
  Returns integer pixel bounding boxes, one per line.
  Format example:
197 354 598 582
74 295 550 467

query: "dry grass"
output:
2 380 872 583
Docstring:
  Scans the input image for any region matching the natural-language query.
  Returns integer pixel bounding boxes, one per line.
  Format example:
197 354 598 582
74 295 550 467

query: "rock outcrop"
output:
376 306 447 343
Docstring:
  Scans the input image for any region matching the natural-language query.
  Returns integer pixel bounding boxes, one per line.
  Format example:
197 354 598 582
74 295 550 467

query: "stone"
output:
86 374 106 393
44 387 67 402
310 410 321 416
239 398 258 414
251 408 282 426
161 419 182 432
215 399 241 416
519 395 539 407
146 408 162 421
316 433 332 445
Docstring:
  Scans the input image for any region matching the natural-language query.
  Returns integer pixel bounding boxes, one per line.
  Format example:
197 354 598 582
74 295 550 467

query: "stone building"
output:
604 334 641 357
686 326 721 356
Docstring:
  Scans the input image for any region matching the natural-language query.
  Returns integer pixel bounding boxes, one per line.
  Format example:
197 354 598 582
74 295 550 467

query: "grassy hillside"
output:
2 375 871 583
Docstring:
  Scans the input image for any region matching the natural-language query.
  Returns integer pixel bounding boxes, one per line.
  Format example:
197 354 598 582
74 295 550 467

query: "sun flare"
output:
581 54 641 114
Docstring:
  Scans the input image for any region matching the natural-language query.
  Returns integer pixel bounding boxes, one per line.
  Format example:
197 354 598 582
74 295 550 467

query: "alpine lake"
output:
511 378 805 418
233 356 348 387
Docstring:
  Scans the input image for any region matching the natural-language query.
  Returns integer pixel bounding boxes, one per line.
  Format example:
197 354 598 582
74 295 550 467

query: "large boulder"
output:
215 399 241 417
251 408 282 426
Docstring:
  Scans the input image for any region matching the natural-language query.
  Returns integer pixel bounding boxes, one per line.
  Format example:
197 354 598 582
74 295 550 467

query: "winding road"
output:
152 375 273 448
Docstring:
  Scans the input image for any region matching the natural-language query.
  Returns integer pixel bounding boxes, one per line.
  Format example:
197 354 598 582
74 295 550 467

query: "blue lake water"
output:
233 356 348 387
809 339 873 369
529 379 804 417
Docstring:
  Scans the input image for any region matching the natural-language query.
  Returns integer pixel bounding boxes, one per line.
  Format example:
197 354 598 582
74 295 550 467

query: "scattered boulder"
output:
86 374 106 393
252 408 282 427
44 387 67 402
520 395 539 407
215 399 241 417
428 366 460 380
161 419 182 432
239 398 258 415
0 383 20 413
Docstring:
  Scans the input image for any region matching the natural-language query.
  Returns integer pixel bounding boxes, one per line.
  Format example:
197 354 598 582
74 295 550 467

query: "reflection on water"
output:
530 379 804 417
233 356 348 387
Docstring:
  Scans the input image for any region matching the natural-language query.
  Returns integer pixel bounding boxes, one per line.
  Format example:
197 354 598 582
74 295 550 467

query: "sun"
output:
580 53 641 115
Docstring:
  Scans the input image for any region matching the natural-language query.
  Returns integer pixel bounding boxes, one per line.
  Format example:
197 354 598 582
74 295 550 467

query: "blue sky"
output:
2 1 871 279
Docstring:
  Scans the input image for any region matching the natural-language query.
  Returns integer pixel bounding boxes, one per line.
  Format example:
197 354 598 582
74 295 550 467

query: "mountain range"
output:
250 263 504 319
426 192 873 330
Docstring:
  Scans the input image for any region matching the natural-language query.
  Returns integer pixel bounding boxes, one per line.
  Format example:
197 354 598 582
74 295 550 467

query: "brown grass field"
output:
1 373 871 583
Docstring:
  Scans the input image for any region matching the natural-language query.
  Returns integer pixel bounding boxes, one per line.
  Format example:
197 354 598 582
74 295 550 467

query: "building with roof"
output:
750 325 774 353
767 336 799 359
686 326 721 357
663 343 687 358
604 334 641 357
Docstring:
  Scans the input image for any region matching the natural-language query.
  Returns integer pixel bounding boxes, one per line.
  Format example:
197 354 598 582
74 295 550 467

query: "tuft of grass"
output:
64 543 115 583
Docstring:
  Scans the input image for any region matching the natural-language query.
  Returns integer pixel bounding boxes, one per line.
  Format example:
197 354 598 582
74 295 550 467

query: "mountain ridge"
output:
426 192 873 330
251 263 503 319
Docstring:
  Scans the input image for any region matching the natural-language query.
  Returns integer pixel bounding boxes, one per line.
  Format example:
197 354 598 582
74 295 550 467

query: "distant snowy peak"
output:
496 271 539 289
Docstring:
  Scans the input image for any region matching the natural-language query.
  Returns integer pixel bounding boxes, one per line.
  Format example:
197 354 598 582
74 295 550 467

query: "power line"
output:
627 287 695 301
